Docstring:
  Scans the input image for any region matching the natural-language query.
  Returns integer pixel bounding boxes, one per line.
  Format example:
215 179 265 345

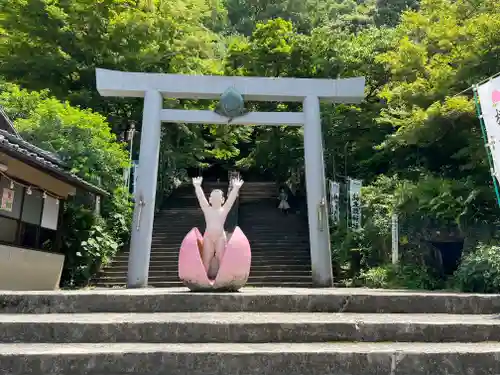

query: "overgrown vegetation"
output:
0 81 131 287
1 0 499 290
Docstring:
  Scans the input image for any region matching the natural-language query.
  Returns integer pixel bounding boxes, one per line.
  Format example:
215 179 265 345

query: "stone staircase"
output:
0 287 499 374
239 182 312 287
94 182 226 288
97 180 312 288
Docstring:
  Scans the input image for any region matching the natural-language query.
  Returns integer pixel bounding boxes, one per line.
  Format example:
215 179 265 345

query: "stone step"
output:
111 254 311 261
239 198 279 201
103 262 310 271
240 189 277 192
103 264 313 272
153 222 204 226
101 267 311 275
2 312 500 344
0 342 497 375
2 288 500 314
96 276 180 283
96 276 313 285
150 241 309 246
96 275 313 284
146 249 310 254
151 238 309 243
111 251 310 257
95 281 313 288
244 228 308 232
239 225 308 229
94 281 184 288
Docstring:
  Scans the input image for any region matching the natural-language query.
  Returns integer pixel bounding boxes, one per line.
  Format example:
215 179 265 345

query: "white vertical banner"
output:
329 180 340 224
391 213 399 264
349 179 362 230
477 79 500 182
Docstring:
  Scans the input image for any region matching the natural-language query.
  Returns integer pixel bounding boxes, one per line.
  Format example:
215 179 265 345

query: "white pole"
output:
391 213 399 265
303 96 333 287
127 91 162 288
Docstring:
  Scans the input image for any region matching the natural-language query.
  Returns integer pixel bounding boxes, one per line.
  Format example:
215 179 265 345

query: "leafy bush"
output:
102 187 133 247
360 265 395 288
394 263 442 290
454 243 500 293
1 83 131 287
331 173 498 291
359 263 442 290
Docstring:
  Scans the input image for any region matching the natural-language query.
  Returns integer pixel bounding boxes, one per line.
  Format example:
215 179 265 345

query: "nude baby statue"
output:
192 176 244 279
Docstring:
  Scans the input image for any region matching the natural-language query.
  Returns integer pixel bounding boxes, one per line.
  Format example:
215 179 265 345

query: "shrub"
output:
395 263 442 290
359 263 442 290
359 265 395 288
60 200 126 288
453 243 500 293
1 83 131 287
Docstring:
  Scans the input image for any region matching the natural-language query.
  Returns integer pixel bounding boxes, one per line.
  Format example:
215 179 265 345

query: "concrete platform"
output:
1 342 499 375
1 287 500 314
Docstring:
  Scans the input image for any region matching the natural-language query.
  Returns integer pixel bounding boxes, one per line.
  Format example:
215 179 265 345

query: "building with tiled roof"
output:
0 107 107 291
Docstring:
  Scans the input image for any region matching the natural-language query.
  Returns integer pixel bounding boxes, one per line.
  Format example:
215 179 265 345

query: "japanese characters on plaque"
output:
349 179 362 230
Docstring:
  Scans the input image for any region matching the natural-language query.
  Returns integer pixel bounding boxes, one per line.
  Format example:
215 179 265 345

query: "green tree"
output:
376 0 500 191
374 0 419 27
0 0 222 131
0 81 131 286
0 82 127 189
224 0 379 35
225 19 313 183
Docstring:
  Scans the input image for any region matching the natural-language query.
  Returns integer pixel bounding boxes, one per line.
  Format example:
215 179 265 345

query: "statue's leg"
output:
215 234 227 263
202 237 216 273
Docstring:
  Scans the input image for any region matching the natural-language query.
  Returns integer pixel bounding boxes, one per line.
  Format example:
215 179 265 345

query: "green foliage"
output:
224 0 394 35
0 82 128 189
0 0 222 111
0 82 131 286
102 187 133 246
393 262 442 290
61 203 120 287
333 173 497 289
62 187 132 287
373 0 419 27
359 263 440 290
359 265 394 288
454 243 500 293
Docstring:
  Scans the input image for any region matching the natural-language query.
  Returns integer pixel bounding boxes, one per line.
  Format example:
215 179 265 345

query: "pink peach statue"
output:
178 176 251 291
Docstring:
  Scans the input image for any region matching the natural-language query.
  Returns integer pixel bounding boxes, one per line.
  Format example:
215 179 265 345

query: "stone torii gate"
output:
96 68 365 288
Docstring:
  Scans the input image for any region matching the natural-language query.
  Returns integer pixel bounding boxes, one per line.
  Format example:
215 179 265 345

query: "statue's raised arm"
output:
223 177 244 215
192 177 209 210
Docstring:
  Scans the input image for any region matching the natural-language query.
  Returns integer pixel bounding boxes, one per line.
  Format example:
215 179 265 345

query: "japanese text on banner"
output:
349 179 362 230
329 180 340 225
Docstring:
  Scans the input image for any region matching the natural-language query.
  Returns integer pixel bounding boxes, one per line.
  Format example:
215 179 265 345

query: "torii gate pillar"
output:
127 91 162 287
96 69 365 288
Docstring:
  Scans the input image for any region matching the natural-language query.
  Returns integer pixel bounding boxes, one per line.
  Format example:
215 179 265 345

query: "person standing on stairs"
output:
278 188 290 215
192 176 244 279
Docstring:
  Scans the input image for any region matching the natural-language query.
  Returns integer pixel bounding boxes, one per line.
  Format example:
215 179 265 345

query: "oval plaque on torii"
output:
214 87 248 122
